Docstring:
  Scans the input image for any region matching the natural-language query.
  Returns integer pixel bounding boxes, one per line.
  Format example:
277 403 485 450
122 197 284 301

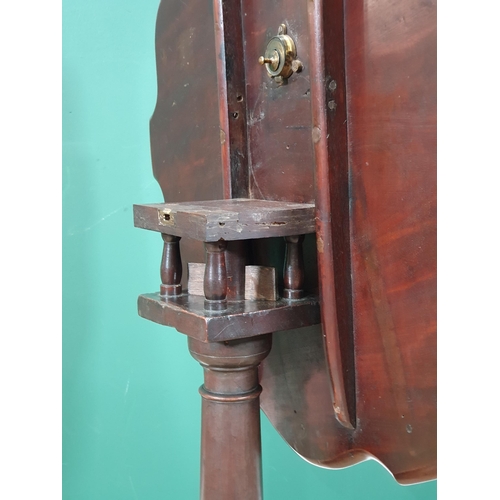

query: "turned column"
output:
204 240 228 310
283 235 305 299
160 234 182 296
188 335 272 500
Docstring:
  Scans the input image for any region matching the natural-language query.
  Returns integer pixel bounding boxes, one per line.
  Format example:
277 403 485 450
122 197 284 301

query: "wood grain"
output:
138 293 320 343
134 199 315 241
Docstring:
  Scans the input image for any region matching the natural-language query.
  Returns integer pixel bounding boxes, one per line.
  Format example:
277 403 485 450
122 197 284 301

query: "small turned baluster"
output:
204 240 228 310
283 234 305 299
160 234 182 296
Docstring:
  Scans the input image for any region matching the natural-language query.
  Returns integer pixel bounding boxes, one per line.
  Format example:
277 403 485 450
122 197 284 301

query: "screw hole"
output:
236 94 243 102
219 222 225 227
232 112 239 119
163 213 171 221
328 100 337 111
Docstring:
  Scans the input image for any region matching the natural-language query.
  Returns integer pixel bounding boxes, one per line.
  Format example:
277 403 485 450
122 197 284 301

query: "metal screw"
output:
292 60 303 73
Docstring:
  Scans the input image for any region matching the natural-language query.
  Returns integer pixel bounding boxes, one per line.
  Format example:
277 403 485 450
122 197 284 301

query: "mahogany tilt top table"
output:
134 0 436 498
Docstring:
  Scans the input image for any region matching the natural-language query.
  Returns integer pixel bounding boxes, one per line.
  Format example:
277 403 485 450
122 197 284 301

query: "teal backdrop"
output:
62 1 437 498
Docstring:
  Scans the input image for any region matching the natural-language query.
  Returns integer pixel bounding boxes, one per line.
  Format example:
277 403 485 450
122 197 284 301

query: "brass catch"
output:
259 24 303 83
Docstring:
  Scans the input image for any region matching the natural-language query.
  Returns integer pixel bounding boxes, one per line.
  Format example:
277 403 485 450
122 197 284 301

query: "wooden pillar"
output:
283 235 305 299
188 335 272 500
160 234 182 296
204 240 228 310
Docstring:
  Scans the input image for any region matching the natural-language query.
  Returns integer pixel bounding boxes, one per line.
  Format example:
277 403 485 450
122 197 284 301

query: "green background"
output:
62 1 437 498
